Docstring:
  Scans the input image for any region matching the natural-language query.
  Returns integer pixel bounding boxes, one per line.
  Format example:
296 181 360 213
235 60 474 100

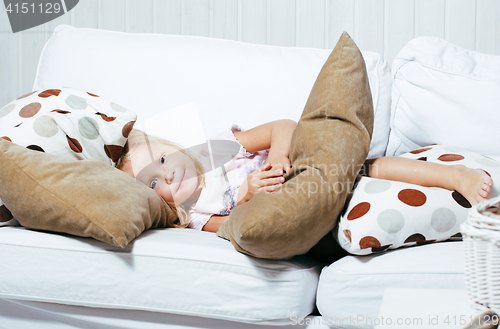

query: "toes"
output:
476 193 487 204
478 185 491 200
481 183 491 193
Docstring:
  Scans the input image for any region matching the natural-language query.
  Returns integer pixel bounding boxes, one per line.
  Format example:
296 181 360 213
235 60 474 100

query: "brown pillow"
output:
0 139 177 248
217 32 374 259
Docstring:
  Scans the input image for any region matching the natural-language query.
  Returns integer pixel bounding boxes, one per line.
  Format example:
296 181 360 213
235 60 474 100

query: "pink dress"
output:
187 128 269 230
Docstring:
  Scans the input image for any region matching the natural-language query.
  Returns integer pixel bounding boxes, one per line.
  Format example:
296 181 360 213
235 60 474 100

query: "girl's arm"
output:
233 120 297 208
202 120 297 233
202 215 229 232
233 119 297 173
201 121 297 233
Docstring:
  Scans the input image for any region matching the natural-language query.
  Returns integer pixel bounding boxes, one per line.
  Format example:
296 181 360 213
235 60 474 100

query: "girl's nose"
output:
164 167 174 185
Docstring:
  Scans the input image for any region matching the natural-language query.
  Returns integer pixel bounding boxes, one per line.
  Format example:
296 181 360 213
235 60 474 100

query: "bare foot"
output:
453 165 493 205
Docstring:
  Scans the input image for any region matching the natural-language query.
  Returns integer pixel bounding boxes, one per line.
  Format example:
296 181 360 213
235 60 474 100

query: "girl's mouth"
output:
177 170 185 192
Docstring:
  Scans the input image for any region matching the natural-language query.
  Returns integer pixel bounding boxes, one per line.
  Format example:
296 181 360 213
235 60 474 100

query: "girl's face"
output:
124 142 199 205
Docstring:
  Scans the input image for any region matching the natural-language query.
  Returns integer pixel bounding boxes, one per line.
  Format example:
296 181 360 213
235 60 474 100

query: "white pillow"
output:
34 25 392 159
135 103 206 148
387 36 500 161
335 145 500 255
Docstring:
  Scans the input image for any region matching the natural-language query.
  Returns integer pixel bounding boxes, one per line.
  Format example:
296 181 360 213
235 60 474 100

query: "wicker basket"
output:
461 195 500 315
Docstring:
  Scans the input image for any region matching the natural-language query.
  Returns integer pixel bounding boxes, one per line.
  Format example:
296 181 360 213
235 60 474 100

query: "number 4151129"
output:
6 2 62 14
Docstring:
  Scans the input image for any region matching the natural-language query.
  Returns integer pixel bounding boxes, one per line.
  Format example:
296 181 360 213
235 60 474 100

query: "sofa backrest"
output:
388 36 500 161
33 25 392 158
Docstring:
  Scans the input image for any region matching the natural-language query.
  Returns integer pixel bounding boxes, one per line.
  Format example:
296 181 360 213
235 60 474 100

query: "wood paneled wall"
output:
1 0 499 107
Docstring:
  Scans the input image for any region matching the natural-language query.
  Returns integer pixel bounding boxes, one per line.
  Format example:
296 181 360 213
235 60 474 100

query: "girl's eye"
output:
150 179 158 189
160 155 166 165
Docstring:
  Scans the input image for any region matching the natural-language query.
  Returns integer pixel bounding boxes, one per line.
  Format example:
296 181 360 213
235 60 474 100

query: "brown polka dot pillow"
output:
0 88 136 163
335 145 500 255
0 88 136 226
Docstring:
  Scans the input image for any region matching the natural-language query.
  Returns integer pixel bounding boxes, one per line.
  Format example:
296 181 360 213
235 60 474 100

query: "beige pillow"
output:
217 32 374 259
0 139 177 247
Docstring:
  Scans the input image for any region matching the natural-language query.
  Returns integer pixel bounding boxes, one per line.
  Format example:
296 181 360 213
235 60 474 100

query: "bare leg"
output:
363 157 492 205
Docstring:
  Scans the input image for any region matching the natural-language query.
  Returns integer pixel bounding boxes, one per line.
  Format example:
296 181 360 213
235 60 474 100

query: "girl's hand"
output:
265 152 291 174
237 162 284 206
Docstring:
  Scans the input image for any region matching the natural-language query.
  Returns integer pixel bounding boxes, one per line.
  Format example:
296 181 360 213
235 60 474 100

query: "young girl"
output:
116 120 492 233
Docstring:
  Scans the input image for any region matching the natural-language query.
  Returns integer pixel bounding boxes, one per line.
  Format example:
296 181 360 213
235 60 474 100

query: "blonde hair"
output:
116 129 205 228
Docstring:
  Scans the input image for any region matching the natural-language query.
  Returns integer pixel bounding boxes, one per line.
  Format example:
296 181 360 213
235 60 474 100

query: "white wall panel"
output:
327 0 355 48
268 0 295 47
156 0 182 34
240 0 267 44
181 0 210 37
476 0 500 55
296 0 325 48
20 25 47 94
355 0 385 56
213 0 238 40
129 0 154 33
446 0 476 50
415 0 445 38
1 0 500 108
74 0 99 28
0 8 21 101
385 0 415 63
100 0 127 32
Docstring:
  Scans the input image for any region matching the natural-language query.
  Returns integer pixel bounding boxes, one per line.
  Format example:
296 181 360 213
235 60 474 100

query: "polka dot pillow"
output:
0 88 136 162
334 145 500 255
0 87 137 226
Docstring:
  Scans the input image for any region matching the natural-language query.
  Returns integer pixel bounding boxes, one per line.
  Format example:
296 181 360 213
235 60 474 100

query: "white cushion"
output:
34 25 392 158
0 226 321 325
387 36 500 160
136 103 206 148
316 242 465 328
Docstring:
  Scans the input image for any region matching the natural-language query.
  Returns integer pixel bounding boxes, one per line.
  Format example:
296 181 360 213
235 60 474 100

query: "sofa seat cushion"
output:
0 226 322 325
316 242 465 327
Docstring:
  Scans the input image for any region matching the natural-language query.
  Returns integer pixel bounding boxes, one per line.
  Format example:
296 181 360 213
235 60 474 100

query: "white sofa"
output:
1 25 499 329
